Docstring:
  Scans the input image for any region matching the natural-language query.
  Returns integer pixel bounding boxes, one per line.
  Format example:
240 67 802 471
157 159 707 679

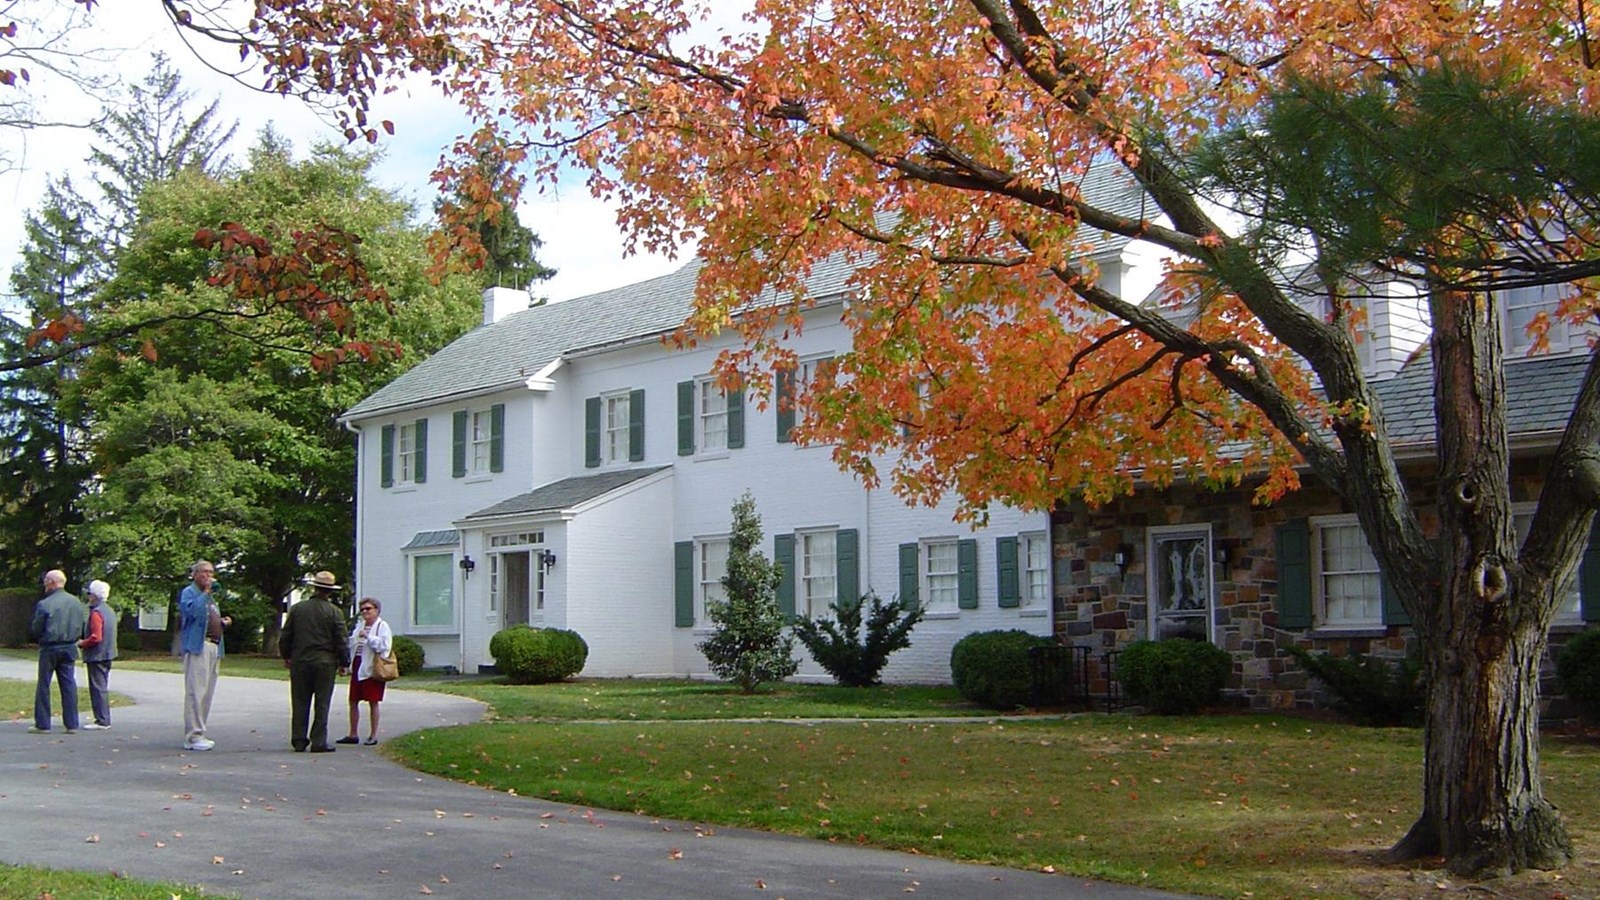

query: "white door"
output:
1148 526 1213 642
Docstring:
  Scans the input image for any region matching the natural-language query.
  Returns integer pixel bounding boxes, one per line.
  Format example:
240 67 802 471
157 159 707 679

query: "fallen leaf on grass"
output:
84 834 99 843
419 887 433 895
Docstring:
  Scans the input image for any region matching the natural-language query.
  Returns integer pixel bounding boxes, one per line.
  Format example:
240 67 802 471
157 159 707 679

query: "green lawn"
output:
0 675 129 724
5 650 1596 897
0 863 217 899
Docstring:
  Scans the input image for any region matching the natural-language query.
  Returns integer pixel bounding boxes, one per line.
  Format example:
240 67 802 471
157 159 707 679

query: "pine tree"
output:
697 493 797 693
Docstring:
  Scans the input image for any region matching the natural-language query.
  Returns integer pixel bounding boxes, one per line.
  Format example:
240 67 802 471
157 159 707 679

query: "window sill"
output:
694 450 731 462
1306 626 1388 639
1550 621 1587 634
464 474 494 484
923 610 961 620
389 485 418 494
403 631 459 639
1017 608 1047 618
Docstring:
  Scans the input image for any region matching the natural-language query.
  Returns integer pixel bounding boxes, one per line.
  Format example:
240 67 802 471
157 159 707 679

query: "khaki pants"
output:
183 642 219 743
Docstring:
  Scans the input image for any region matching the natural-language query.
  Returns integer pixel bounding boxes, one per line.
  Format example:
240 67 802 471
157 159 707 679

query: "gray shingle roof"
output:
400 529 461 550
1374 353 1589 447
343 166 1144 421
460 466 672 521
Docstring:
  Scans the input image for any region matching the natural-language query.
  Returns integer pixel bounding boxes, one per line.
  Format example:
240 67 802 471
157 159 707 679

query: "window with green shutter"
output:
1275 519 1313 628
775 367 795 443
489 403 505 473
996 536 1020 608
898 542 920 610
1583 521 1600 623
836 529 859 607
674 541 694 628
584 397 602 468
957 538 978 609
677 380 695 456
412 418 428 483
628 388 645 461
452 410 468 477
380 424 395 487
775 533 796 618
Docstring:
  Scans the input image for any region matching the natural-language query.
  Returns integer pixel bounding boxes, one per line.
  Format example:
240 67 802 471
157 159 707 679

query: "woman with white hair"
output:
77 579 117 730
337 596 392 745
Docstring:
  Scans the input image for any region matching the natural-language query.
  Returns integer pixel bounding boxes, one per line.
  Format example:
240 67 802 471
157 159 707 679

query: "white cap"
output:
86 580 111 602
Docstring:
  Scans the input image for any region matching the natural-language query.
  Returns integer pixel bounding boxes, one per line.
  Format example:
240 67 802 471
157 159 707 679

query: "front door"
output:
1148 526 1213 642
503 551 532 628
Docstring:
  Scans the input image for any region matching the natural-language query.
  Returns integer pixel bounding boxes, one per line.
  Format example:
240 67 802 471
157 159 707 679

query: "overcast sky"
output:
0 5 689 312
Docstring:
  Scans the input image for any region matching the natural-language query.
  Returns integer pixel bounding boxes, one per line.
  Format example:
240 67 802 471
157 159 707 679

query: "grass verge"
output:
0 862 220 899
387 713 1600 899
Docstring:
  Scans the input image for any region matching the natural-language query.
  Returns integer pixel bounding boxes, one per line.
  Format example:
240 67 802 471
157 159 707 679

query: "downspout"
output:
342 420 366 603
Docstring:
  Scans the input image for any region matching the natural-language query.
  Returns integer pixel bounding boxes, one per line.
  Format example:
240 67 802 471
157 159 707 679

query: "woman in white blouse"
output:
337 597 393 745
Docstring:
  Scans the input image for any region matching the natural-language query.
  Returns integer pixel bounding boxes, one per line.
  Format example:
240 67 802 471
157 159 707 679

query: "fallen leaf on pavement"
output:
84 834 99 843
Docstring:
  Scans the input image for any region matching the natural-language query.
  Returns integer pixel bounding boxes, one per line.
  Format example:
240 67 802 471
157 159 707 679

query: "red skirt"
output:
348 656 387 703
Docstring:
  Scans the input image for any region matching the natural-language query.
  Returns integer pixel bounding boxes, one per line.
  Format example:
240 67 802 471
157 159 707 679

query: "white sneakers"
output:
82 722 110 730
183 738 215 751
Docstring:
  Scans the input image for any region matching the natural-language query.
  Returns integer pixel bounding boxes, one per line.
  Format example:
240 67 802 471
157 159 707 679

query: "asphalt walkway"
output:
0 657 1189 899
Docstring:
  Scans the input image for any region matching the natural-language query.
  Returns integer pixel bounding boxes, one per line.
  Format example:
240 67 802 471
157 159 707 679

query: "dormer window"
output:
1503 282 1582 355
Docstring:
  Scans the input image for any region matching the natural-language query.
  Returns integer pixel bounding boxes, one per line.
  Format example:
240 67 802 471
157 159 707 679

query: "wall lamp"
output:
458 555 476 578
539 549 558 570
1112 544 1134 575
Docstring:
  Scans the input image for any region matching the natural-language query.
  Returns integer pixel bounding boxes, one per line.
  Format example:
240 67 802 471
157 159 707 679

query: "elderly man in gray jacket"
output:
29 569 86 734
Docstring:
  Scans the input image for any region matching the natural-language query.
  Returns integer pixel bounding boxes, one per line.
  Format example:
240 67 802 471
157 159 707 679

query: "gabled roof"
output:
459 466 672 521
343 166 1146 421
1374 352 1590 448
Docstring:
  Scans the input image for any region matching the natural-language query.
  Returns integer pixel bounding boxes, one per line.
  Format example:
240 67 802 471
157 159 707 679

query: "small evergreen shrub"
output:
1556 628 1600 722
950 629 1054 709
1117 638 1231 715
116 626 142 653
793 592 924 687
698 493 797 692
1285 644 1425 726
392 634 426 676
489 626 588 684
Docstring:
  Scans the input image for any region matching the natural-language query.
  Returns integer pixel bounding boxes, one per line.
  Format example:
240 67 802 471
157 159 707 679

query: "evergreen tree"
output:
0 179 99 586
434 147 555 291
87 52 237 250
697 493 797 693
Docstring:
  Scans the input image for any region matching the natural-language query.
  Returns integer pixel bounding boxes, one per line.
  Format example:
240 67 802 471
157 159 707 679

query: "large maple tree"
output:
149 0 1600 878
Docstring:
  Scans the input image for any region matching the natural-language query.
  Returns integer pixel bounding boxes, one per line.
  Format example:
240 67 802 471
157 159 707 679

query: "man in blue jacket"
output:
29 569 86 734
178 561 230 751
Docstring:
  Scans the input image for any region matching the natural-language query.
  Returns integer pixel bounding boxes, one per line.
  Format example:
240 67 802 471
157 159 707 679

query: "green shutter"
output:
380 424 394 488
1583 521 1600 623
674 541 695 628
452 410 468 477
775 533 796 618
584 397 601 468
836 529 859 607
1276 519 1313 628
677 380 695 456
628 388 646 461
898 542 920 610
776 367 795 443
413 418 428 484
957 538 978 609
727 386 744 449
996 536 1020 608
489 403 505 473
1380 572 1409 626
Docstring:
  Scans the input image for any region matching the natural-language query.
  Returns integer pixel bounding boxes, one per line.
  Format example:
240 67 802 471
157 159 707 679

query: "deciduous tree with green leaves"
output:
698 493 797 693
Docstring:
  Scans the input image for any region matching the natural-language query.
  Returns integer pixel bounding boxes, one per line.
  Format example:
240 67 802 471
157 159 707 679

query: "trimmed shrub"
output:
1286 644 1425 726
793 592 924 687
489 625 588 684
392 634 426 676
1557 628 1600 722
1117 638 1231 714
116 625 142 653
950 629 1054 709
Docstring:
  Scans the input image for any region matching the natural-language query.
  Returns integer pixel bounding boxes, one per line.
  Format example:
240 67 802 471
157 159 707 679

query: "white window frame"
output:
469 408 493 475
602 391 631 465
1021 531 1050 608
697 535 730 626
1502 281 1581 355
396 421 420 486
695 376 729 454
922 537 960 612
799 528 838 617
1311 514 1383 629
407 551 456 632
1512 504 1583 626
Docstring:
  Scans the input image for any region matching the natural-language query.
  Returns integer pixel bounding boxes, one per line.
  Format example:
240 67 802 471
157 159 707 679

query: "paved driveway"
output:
0 657 1187 899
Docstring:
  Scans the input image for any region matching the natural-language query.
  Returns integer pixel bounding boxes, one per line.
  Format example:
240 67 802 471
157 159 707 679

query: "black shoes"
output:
335 736 360 744
309 745 336 753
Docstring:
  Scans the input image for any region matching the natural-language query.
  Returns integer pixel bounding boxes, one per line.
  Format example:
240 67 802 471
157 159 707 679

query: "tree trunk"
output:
1388 286 1573 875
